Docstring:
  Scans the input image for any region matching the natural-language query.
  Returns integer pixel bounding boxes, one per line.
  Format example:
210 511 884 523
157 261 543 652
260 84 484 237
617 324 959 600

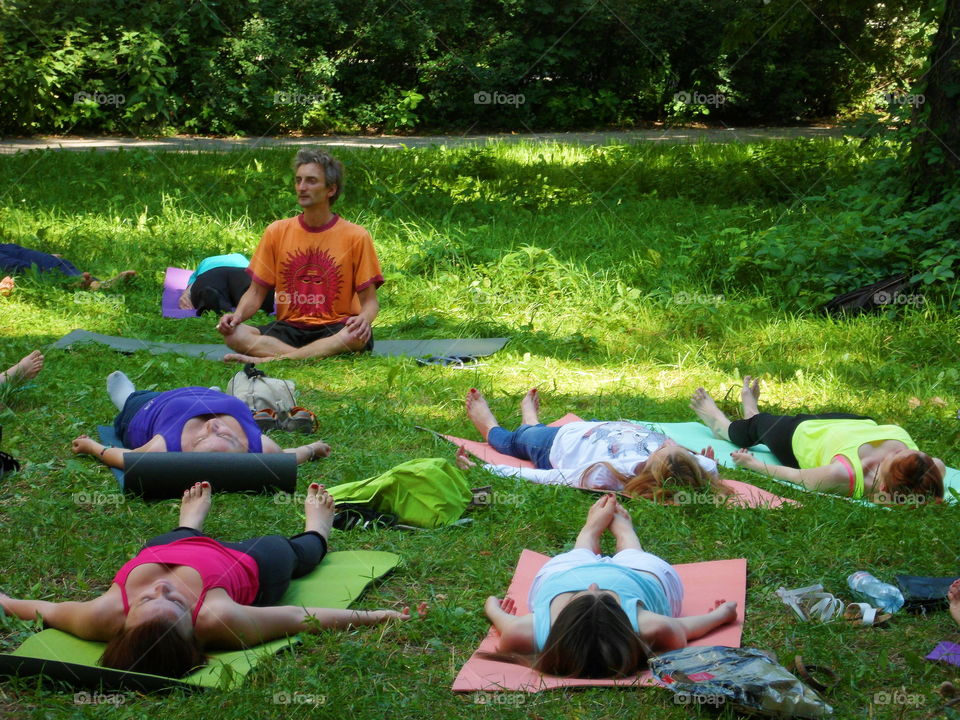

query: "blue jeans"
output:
487 424 559 469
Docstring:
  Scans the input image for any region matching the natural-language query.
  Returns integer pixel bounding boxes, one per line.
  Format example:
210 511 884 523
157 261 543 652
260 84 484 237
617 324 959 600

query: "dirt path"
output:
0 126 846 154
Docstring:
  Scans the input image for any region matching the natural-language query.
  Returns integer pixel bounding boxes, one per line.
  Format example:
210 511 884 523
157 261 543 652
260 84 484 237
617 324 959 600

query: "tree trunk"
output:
910 0 960 199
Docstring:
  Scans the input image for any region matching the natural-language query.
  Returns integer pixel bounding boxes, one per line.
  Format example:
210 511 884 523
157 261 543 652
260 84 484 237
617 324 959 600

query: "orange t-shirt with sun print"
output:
247 214 384 328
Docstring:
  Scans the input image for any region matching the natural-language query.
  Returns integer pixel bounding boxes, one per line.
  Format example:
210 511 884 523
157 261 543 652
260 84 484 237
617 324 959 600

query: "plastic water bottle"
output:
847 571 904 613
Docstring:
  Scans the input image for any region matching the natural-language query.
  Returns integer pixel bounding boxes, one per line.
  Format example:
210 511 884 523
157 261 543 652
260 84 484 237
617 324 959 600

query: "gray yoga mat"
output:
52 329 509 360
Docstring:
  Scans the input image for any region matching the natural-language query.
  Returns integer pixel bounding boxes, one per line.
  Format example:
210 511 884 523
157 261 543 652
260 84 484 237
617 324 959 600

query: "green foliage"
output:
0 0 940 134
724 141 960 308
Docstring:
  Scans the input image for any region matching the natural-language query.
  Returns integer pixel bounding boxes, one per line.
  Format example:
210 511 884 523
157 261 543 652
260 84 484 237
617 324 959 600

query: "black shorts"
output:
255 320 374 352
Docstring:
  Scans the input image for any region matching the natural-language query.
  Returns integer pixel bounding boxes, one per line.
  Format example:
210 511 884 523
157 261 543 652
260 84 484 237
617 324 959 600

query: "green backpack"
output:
328 458 473 529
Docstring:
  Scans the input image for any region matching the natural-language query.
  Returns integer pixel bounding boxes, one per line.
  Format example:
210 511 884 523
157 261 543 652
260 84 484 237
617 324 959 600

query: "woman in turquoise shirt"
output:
483 495 738 678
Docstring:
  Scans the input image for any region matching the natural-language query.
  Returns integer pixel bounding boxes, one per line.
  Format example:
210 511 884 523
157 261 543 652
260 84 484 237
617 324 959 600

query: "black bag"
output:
895 574 960 613
821 274 915 316
0 427 20 480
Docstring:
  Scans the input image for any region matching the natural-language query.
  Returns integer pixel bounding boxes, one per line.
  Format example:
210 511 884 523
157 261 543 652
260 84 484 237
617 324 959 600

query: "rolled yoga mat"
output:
122 452 297 499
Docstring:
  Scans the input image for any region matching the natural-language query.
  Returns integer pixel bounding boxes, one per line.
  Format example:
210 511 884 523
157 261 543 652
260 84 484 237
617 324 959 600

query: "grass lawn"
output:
0 139 957 719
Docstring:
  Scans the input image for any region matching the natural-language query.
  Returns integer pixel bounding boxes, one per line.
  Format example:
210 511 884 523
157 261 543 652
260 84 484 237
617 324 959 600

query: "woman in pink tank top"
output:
0 482 426 678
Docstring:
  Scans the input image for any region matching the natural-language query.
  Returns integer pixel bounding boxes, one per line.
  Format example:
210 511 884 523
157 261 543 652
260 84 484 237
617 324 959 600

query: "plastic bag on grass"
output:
650 646 832 718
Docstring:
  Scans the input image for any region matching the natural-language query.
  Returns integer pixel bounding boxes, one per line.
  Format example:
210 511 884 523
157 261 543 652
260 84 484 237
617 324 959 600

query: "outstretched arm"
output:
71 434 166 469
261 436 331 465
732 450 848 492
639 601 738 652
484 596 535 654
0 591 118 641
205 602 427 649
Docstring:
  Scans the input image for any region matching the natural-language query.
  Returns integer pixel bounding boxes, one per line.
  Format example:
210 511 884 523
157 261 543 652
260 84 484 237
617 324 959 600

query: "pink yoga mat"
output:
452 550 746 692
443 414 795 509
162 267 198 318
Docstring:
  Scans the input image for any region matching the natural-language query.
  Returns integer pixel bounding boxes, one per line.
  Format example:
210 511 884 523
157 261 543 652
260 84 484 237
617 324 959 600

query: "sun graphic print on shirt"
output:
279 248 344 316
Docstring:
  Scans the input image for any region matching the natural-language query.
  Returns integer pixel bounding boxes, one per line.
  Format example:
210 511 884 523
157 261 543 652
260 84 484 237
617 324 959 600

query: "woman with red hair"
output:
691 377 946 503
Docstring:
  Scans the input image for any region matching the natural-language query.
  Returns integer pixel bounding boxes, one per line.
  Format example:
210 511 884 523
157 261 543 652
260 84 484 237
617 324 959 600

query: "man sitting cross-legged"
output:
218 149 384 363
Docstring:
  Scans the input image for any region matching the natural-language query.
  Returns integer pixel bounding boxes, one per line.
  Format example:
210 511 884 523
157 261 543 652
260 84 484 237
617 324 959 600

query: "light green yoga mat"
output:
0 550 399 691
640 420 960 505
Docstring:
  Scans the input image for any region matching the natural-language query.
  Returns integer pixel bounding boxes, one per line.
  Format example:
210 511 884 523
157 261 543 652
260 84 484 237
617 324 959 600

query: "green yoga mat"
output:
0 550 399 691
52 329 508 360
640 420 960 505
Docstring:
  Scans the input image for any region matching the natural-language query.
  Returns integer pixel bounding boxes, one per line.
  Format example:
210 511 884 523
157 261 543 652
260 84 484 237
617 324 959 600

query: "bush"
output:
0 0 937 134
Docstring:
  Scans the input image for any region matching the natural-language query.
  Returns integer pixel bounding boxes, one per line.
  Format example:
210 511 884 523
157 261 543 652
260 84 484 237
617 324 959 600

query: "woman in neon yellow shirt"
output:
690 377 945 503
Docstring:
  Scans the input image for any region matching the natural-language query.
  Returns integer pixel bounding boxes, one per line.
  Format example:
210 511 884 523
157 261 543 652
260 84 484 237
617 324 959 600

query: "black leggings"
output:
143 529 327 606
727 412 871 468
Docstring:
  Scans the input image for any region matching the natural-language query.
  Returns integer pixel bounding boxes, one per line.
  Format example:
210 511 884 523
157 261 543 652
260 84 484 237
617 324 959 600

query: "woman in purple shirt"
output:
72 371 329 467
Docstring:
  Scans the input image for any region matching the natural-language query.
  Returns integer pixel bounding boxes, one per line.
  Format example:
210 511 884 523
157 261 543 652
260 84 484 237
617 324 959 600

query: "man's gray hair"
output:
293 149 344 205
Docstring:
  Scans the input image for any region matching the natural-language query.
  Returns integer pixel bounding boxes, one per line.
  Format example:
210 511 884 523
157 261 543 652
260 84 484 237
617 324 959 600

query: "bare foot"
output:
98 270 137 290
610 500 643 552
0 350 43 384
305 482 335 540
223 352 279 364
520 388 541 425
0 276 14 296
78 271 95 289
179 481 212 531
94 270 137 290
610 501 635 536
690 387 732 441
741 376 761 419
949 579 960 628
577 494 617 554
466 388 499 440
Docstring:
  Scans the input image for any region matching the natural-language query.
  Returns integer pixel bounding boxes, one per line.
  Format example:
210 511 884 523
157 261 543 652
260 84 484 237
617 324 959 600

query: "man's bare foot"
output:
0 276 14 296
305 483 335 540
223 352 279 364
78 272 95 289
0 351 44 384
179 481 212 531
466 388 500 440
520 388 541 426
948 579 960 628
741 376 761 419
690 387 732 441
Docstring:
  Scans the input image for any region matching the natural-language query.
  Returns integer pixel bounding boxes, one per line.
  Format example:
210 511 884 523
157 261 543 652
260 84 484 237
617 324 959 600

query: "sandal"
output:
279 406 318 433
776 584 844 622
791 656 840 694
843 602 892 627
252 407 278 431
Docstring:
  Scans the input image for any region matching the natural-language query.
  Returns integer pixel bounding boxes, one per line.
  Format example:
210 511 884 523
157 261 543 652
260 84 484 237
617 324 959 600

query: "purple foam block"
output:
162 267 199 318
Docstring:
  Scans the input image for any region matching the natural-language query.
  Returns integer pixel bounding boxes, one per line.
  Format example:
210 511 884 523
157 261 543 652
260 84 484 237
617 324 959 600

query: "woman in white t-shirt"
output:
460 389 726 499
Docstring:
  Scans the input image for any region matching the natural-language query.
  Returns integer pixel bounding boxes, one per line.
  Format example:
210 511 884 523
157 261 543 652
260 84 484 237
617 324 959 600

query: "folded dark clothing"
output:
895 574 960 612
